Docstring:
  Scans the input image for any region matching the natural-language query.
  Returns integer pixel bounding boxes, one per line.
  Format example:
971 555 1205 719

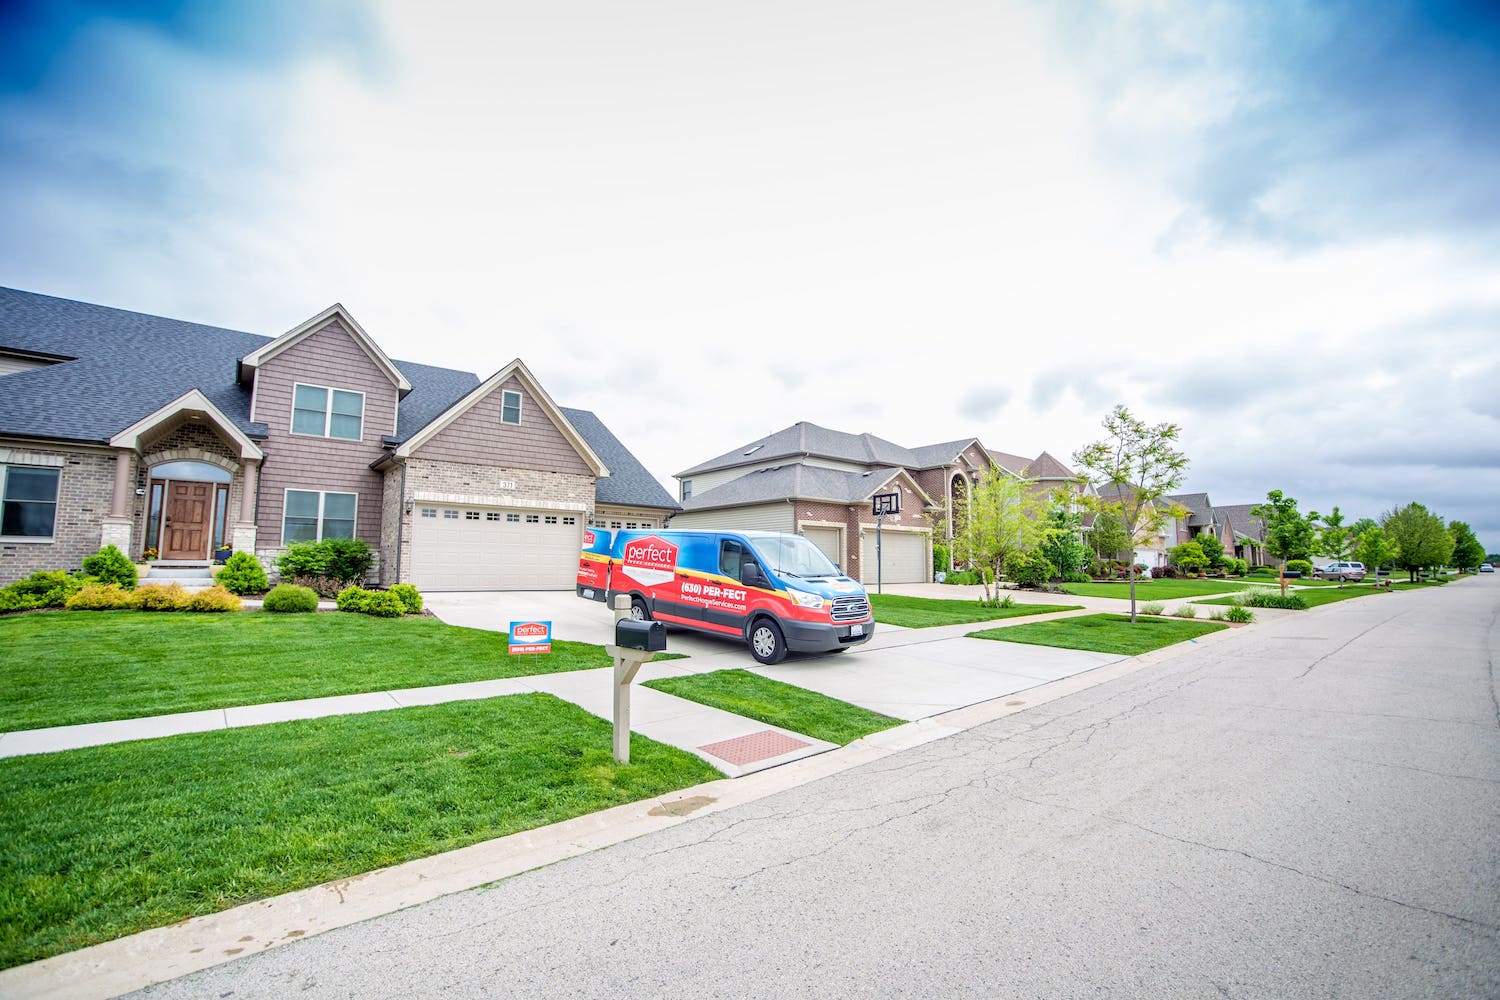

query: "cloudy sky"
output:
3 0 1497 548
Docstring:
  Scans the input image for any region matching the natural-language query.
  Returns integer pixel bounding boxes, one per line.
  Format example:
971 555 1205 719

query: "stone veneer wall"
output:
0 445 118 584
134 423 244 561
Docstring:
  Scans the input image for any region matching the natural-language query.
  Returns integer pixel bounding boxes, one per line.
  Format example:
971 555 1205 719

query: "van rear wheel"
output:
748 618 787 665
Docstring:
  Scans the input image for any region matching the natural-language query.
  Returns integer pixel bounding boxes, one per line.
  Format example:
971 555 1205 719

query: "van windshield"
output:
750 535 840 579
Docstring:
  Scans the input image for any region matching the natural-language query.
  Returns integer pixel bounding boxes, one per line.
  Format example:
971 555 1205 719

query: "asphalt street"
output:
137 579 1500 998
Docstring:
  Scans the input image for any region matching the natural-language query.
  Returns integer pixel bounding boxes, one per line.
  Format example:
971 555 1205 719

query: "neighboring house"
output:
0 287 676 590
1161 493 1273 567
1091 484 1174 569
669 421 1082 586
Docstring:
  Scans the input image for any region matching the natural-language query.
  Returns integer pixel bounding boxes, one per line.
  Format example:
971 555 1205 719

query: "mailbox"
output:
615 618 666 652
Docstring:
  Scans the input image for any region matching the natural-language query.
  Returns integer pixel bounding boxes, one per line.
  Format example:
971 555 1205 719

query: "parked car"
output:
1481 563 1495 573
1315 561 1367 582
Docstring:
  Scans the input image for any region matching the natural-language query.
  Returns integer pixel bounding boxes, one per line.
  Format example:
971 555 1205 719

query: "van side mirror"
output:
742 563 766 588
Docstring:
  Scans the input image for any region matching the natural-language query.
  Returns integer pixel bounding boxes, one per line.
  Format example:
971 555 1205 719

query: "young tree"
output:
1195 532 1227 571
1088 511 1130 562
1073 405 1190 621
1252 490 1316 595
1038 507 1090 580
1316 506 1354 562
1354 526 1395 575
944 468 1048 603
1382 502 1454 582
1170 540 1208 575
1449 521 1485 572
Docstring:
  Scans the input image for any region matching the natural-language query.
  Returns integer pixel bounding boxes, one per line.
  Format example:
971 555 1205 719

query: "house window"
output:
501 390 522 425
563 517 576 525
545 515 557 524
681 480 692 501
213 485 230 551
282 489 357 543
0 465 60 538
610 521 622 529
526 514 539 524
466 511 481 520
144 482 165 552
486 512 500 522
292 384 364 441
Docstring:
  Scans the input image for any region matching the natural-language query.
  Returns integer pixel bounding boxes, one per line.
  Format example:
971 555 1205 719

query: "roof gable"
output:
240 304 412 395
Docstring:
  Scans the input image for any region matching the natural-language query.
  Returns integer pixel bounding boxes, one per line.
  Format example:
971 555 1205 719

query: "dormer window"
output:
292 384 363 441
501 390 522 425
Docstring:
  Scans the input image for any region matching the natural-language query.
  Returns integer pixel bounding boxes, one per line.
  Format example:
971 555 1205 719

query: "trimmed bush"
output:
943 569 983 586
1154 565 1179 579
1224 605 1255 624
933 543 950 577
336 585 375 613
1006 550 1056 589
320 538 373 583
1062 571 1091 584
217 551 268 595
277 543 328 579
133 582 191 612
187 585 242 613
291 574 347 599
363 591 405 618
1286 559 1314 576
1140 602 1165 616
1174 604 1198 618
81 545 137 590
66 584 136 610
0 570 82 611
1246 592 1308 610
1249 565 1275 576
262 583 319 613
387 583 423 614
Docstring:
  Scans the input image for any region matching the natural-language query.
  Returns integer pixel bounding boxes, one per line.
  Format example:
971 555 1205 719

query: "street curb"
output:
0 632 1224 1000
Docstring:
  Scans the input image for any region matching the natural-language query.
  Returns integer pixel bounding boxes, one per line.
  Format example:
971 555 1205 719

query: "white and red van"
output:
577 529 874 664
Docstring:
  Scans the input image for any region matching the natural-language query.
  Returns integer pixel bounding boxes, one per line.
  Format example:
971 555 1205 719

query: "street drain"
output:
649 795 717 817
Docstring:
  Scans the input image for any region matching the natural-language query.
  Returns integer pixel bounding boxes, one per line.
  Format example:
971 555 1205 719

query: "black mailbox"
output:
616 618 666 652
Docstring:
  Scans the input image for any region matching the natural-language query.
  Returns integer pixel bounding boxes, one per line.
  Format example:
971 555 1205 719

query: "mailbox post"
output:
606 594 666 763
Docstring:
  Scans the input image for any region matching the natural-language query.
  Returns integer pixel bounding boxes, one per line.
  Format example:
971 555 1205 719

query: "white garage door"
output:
801 526 844 571
861 530 928 585
411 505 582 591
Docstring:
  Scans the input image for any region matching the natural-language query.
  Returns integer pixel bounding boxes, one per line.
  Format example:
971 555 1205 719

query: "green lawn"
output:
0 693 720 970
969 613 1227 655
1196 583 1411 608
869 594 1081 628
643 669 902 745
0 611 650 732
1059 579 1251 600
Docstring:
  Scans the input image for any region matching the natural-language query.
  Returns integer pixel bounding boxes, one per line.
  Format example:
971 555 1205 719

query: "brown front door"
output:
162 481 213 560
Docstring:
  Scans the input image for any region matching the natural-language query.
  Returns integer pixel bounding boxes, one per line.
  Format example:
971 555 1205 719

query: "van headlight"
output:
787 588 825 610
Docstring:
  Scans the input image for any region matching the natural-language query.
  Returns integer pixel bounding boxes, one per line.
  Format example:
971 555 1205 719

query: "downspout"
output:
394 458 407 584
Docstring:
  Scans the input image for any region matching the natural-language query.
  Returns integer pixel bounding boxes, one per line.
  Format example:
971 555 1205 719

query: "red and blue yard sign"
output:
508 620 552 655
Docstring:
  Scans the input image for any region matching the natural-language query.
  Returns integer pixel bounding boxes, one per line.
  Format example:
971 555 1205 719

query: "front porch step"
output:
145 566 216 581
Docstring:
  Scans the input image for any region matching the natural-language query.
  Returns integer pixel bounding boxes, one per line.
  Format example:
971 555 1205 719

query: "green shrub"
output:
1006 550 1056 589
277 543 329 580
978 594 1016 610
933 543 950 577
1207 608 1225 621
217 551 268 595
1140 602 1165 616
1174 604 1198 618
263 583 319 613
81 545 137 590
363 591 405 618
388 583 423 614
336 585 374 612
187 585 242 613
66 584 136 610
1246 592 1308 610
1249 565 1275 576
1224 605 1255 624
320 538 373 583
0 570 82 611
1286 559 1314 576
943 569 982 586
1062 571 1091 584
133 582 191 612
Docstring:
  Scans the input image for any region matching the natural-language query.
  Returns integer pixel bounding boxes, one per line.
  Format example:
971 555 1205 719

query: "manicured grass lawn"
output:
1059 579 1251 600
968 613 1227 655
643 669 902 745
0 611 648 732
0 694 720 970
869 594 1081 628
1197 583 1414 608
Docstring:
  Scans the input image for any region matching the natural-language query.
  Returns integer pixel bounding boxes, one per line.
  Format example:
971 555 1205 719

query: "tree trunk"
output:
1128 565 1137 622
1279 560 1287 597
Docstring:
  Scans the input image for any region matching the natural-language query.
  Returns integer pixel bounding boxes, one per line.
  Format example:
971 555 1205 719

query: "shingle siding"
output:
413 377 591 474
253 318 397 550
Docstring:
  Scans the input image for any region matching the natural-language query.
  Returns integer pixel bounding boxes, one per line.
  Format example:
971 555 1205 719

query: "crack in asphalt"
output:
1296 610 1413 679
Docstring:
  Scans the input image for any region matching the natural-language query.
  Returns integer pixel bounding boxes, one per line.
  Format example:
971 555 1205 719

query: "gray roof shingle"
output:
678 464 911 512
561 407 678 511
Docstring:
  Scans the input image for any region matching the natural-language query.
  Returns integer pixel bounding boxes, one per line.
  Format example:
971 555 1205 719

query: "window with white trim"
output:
545 515 557 524
420 507 437 518
507 513 520 523
292 383 364 440
1 465 60 538
525 514 539 524
563 517 576 525
501 390 522 425
443 509 459 519
486 512 500 522
466 511 481 520
282 489 356 543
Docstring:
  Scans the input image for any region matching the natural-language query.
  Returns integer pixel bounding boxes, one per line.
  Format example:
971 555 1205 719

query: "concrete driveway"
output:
423 589 1124 722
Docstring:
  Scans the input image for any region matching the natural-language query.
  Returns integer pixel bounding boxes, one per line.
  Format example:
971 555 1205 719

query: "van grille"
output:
830 596 870 622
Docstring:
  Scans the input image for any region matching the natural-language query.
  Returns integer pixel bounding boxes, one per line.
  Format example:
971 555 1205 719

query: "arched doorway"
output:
146 460 233 561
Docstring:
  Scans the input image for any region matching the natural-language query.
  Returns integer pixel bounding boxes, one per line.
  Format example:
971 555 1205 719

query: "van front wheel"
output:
748 618 787 665
630 597 651 621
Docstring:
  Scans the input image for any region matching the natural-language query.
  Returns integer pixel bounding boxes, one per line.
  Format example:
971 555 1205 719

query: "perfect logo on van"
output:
622 535 678 587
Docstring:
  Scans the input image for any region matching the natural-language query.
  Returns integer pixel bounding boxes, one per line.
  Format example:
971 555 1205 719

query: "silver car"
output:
1316 561 1367 582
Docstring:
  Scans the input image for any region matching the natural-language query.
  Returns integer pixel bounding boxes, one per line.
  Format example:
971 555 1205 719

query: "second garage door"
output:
801 526 844 572
411 505 581 591
860 530 929 585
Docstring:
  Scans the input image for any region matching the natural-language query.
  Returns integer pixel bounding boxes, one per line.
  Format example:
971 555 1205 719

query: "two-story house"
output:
669 421 1084 585
0 287 676 590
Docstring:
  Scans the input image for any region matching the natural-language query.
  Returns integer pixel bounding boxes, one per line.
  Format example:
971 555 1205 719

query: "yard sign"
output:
509 620 553 655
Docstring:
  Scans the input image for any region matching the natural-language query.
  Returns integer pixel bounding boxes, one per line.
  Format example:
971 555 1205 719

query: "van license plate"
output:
583 589 595 599
849 624 863 636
